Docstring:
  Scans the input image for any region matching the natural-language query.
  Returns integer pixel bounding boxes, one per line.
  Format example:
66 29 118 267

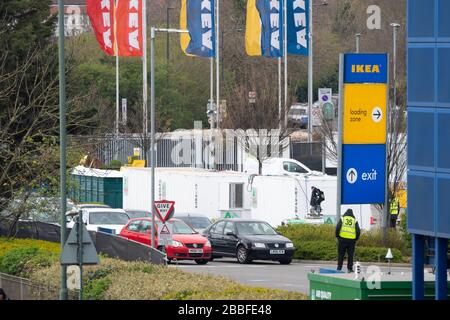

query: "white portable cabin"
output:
122 167 251 221
122 167 374 230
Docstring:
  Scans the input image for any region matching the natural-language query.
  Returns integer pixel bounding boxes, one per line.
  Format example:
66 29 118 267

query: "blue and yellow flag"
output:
245 0 283 58
180 0 216 57
287 0 309 56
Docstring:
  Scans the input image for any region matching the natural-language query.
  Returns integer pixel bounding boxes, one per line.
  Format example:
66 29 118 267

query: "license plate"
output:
270 250 285 255
189 249 203 254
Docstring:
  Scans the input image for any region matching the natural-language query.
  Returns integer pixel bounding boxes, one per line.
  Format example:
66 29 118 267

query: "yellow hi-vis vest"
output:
339 216 357 240
390 200 400 215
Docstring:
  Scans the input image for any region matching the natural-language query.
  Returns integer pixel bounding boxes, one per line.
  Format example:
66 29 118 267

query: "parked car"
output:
204 219 295 264
124 209 151 219
66 208 130 234
173 213 212 234
119 217 212 264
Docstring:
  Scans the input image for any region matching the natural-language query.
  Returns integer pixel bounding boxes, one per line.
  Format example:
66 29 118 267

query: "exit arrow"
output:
373 110 381 120
346 168 358 184
349 170 356 181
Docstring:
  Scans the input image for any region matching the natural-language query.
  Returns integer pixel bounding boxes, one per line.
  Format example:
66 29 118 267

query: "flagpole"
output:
308 0 313 143
143 0 148 148
210 57 214 130
283 0 288 129
114 0 119 160
278 57 282 130
216 0 220 129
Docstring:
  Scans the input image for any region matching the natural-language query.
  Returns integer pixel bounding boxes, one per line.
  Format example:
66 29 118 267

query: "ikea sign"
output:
344 53 388 84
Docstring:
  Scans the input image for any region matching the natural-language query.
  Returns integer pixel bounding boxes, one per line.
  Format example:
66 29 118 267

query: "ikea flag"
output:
180 0 216 57
287 0 309 56
246 0 284 58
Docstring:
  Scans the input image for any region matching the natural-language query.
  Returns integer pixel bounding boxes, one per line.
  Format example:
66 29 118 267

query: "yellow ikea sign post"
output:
343 84 387 144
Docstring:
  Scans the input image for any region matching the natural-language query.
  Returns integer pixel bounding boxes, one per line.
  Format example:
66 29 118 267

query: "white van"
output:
66 208 130 234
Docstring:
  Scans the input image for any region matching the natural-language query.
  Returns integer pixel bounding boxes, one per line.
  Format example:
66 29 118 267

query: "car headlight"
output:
286 242 294 248
253 243 266 248
169 240 184 248
205 240 211 247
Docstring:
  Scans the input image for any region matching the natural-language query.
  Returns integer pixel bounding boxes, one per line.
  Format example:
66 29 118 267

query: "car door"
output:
137 220 153 246
222 222 239 255
123 220 143 242
208 221 227 255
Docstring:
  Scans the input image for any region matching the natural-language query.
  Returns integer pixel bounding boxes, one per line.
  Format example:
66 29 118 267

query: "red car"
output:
119 217 212 264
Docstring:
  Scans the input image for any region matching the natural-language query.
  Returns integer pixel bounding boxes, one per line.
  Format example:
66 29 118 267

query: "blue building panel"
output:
407 45 435 105
437 45 450 106
437 110 450 172
437 174 450 238
408 108 435 171
407 171 436 236
408 0 449 301
408 0 435 41
438 0 450 40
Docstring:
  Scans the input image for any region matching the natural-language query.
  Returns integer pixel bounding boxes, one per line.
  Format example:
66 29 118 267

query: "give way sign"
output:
154 200 175 222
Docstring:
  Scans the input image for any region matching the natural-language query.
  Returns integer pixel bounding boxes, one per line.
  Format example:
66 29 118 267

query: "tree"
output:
0 3 98 234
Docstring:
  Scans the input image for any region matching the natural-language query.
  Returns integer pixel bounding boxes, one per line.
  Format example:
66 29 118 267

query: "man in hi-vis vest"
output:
335 209 361 272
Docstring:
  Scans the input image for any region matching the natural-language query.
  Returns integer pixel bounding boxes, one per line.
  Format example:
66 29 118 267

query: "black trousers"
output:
337 239 356 271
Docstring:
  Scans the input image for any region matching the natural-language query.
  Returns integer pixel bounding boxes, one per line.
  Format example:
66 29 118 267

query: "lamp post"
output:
58 0 68 301
355 33 361 53
308 0 329 143
390 23 400 125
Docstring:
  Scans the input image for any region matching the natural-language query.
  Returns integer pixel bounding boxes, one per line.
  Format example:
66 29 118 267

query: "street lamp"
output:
390 23 400 114
308 0 329 143
355 33 362 53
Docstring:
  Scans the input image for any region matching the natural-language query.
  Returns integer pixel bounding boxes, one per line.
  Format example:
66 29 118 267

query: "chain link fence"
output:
0 273 59 300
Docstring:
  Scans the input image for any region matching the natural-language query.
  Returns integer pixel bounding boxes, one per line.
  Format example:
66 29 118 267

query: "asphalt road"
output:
171 258 412 294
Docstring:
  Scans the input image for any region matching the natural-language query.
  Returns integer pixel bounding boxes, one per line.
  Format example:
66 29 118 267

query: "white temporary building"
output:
121 167 375 230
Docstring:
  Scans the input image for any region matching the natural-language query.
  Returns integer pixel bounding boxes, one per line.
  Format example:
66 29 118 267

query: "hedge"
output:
277 224 410 263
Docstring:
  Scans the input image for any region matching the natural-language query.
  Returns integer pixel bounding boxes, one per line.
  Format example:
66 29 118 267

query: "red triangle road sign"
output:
160 224 170 235
154 200 175 222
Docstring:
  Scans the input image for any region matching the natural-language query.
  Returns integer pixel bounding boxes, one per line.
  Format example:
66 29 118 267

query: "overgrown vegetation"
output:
277 224 410 263
0 238 307 300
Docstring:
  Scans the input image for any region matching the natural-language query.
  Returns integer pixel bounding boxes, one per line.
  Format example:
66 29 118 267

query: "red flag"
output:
116 0 143 57
86 0 116 56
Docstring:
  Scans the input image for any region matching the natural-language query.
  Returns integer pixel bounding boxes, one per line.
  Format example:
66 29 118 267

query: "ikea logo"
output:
351 64 381 74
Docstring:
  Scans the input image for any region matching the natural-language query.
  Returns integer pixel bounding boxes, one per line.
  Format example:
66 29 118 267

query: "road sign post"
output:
337 53 389 221
154 200 175 250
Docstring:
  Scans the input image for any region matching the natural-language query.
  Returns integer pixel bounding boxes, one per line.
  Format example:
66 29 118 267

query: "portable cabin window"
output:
229 183 244 209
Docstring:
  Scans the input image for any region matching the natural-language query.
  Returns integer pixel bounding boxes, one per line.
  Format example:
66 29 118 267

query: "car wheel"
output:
195 259 209 265
237 245 251 264
279 259 292 265
159 246 172 264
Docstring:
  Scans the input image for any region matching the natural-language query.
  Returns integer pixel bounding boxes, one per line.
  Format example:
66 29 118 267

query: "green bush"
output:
277 224 336 242
292 240 337 261
83 278 112 300
355 247 404 263
0 246 56 277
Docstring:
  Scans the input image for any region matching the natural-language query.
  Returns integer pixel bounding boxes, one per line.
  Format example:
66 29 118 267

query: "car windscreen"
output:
89 212 130 225
164 220 196 234
126 211 151 219
235 222 277 236
179 217 211 229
